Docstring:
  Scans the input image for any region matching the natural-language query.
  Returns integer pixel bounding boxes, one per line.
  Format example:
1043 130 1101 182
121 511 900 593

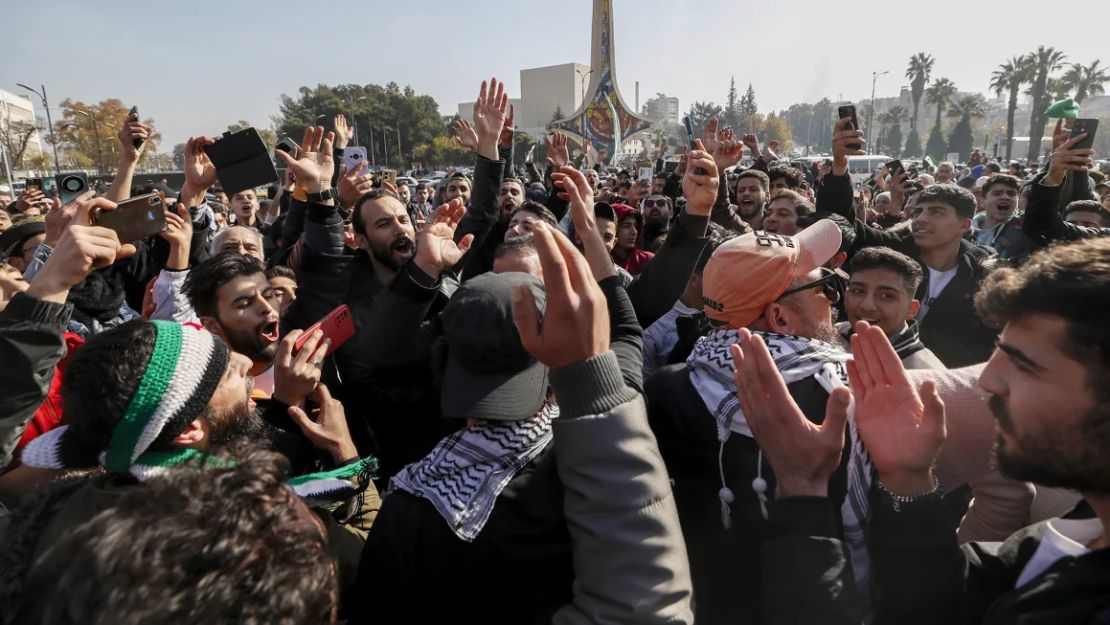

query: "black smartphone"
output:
95 192 166 243
128 106 143 149
886 159 904 178
275 137 300 157
682 116 706 175
203 128 279 195
838 105 862 151
1070 118 1099 151
57 172 89 205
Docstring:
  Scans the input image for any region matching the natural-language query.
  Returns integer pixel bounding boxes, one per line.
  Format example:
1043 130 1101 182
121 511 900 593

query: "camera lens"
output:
148 196 160 206
62 176 85 192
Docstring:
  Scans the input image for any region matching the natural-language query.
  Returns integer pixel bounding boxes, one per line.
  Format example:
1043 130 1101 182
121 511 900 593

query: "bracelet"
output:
876 474 941 512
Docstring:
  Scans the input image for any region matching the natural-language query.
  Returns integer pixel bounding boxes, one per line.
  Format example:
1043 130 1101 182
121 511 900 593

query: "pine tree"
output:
925 126 948 162
551 105 564 123
723 77 741 128
904 128 922 157
740 84 758 116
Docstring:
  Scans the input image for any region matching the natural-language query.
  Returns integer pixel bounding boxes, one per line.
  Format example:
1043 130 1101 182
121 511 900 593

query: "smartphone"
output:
95 192 166 243
128 106 143 149
203 128 279 195
381 169 397 187
1070 118 1099 151
57 172 89 205
838 105 862 150
275 137 300 157
25 178 42 192
342 147 367 174
293 304 355 357
886 159 904 178
682 116 706 175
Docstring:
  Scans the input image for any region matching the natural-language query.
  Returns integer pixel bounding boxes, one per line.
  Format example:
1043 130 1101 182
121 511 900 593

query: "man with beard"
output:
742 237 1110 624
971 174 1032 261
713 169 767 232
640 193 674 251
935 161 957 184
3 319 372 612
646 220 859 624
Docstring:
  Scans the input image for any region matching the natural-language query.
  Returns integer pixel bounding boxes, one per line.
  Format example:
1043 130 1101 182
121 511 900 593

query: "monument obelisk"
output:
550 0 652 165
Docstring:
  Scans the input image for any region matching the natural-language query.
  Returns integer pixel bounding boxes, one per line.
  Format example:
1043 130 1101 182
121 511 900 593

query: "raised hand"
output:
545 132 570 169
334 114 353 150
275 126 336 193
452 118 479 152
1045 122 1096 187
702 116 721 154
713 135 744 171
1050 119 1071 153
413 198 474 279
740 133 762 160
848 321 946 496
512 222 609 369
183 136 219 189
26 195 134 303
118 110 153 163
16 188 46 214
731 329 850 498
274 328 330 408
44 190 92 246
499 104 516 149
832 117 865 176
887 169 914 210
338 160 373 209
765 139 781 163
288 383 358 464
682 139 720 216
472 77 509 160
552 165 614 280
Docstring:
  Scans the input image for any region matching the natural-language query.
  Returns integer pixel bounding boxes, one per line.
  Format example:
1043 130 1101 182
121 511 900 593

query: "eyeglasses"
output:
642 199 669 208
776 267 848 305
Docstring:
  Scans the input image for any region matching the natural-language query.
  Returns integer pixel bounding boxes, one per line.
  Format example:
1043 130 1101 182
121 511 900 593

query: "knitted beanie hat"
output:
22 320 230 481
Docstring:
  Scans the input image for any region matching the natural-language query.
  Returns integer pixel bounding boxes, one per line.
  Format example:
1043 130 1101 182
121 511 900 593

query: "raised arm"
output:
104 110 153 202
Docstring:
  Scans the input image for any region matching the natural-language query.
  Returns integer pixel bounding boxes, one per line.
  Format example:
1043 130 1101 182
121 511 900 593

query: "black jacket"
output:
1022 171 1110 245
645 362 849 625
354 275 645 624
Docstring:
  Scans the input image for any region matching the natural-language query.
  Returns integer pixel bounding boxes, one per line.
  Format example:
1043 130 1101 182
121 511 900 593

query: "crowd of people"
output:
0 74 1108 624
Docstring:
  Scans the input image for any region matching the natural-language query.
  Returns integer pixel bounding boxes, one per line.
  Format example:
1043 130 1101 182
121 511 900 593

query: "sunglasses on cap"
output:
642 198 669 208
775 267 848 305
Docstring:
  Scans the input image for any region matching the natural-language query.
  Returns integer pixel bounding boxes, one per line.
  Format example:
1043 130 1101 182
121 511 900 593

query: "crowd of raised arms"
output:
1 75 1109 625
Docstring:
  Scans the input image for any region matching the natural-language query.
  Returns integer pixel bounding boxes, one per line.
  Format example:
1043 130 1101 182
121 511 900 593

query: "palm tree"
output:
925 78 957 132
946 95 988 160
905 52 934 132
1025 46 1067 161
879 106 908 156
1060 60 1110 103
990 55 1031 161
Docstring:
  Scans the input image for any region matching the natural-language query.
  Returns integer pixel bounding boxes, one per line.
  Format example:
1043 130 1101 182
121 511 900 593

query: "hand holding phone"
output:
683 116 707 175
94 193 166 243
838 105 862 151
1069 118 1099 151
342 147 367 174
128 106 144 149
293 304 355 357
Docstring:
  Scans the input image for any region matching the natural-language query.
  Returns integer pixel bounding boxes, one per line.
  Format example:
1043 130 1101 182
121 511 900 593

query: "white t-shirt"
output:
1015 517 1102 588
916 266 958 320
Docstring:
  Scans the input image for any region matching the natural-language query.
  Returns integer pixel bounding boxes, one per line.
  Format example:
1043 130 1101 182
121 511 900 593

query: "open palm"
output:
414 199 474 277
849 323 946 478
472 77 508 143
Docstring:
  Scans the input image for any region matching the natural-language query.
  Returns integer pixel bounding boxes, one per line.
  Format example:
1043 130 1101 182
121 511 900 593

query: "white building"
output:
645 96 680 126
0 88 45 176
458 63 591 137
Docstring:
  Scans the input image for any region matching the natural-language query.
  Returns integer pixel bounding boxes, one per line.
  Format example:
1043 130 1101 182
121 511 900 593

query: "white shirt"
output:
916 266 958 320
642 300 701 380
1015 517 1102 588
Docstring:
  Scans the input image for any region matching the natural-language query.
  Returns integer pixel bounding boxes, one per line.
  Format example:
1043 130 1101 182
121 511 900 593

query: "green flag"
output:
1044 98 1080 120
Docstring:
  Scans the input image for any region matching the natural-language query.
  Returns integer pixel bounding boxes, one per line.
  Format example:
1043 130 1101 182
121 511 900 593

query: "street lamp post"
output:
67 107 104 176
867 70 889 155
17 83 61 176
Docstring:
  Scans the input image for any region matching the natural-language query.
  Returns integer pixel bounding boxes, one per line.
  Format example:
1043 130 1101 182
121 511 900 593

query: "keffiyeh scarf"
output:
390 404 557 542
687 328 875 589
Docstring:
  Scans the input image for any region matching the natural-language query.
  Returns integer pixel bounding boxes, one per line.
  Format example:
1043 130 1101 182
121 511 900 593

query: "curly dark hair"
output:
767 166 806 189
915 183 977 220
350 188 403 236
975 237 1110 401
10 451 337 625
980 173 1021 197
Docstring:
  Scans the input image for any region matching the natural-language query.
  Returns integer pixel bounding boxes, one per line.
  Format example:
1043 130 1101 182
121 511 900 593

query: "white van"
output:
846 155 891 185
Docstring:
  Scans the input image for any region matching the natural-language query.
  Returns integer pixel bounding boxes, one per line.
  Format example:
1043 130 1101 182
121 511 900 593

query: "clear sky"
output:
3 0 1108 149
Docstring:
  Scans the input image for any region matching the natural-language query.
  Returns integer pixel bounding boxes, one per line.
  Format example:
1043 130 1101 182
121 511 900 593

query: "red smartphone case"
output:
294 305 355 357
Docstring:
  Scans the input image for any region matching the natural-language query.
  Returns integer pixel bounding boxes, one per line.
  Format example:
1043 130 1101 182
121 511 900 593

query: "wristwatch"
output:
306 188 337 203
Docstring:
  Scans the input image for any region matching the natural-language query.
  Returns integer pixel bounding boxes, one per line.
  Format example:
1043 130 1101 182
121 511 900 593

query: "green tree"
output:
946 95 988 161
551 105 564 124
723 77 741 129
904 128 923 158
924 78 957 137
905 52 934 133
1025 46 1067 161
739 83 758 116
51 98 162 171
990 55 1032 161
925 126 948 162
879 106 908 156
1059 60 1109 103
687 101 723 139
